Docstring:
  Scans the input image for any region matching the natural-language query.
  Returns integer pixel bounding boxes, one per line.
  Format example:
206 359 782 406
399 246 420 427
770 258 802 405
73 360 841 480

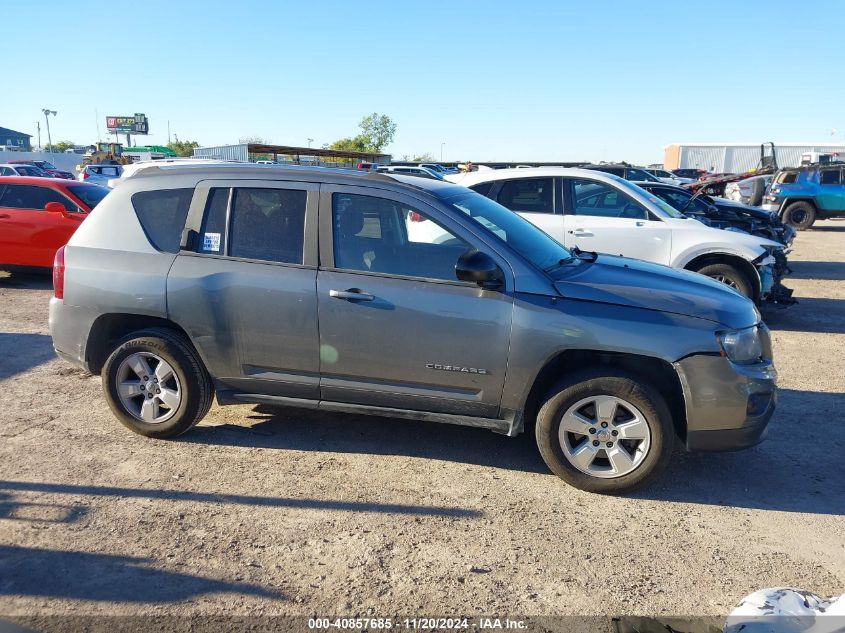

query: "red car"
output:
8 159 75 180
0 176 109 269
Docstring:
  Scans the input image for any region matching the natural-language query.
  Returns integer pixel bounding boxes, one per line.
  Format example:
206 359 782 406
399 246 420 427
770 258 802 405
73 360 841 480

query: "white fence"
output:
0 151 83 172
676 144 845 173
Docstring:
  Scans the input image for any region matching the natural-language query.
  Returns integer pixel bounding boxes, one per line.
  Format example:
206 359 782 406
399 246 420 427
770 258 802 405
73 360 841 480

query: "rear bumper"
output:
48 297 95 372
674 354 777 451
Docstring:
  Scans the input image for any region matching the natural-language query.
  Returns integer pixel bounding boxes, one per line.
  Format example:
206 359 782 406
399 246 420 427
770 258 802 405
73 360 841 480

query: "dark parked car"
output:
8 159 75 180
672 168 706 180
583 164 661 182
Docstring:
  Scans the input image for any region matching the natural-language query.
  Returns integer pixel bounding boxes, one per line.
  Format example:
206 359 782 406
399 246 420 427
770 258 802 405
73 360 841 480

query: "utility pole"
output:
42 109 57 153
36 121 41 150
168 120 171 144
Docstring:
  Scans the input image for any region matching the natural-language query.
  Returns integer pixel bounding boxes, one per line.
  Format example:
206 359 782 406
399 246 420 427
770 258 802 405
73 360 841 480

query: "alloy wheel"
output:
115 352 182 424
558 395 651 478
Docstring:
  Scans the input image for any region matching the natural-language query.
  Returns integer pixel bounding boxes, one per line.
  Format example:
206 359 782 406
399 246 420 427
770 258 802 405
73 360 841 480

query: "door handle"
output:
568 228 594 236
329 288 374 302
636 221 646 227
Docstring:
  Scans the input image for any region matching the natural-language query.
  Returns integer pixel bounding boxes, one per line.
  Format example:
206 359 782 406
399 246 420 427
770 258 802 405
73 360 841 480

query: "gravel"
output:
0 221 843 619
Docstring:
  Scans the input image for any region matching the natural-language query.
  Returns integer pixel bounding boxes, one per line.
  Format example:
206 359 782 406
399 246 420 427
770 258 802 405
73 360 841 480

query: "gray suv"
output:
49 164 777 493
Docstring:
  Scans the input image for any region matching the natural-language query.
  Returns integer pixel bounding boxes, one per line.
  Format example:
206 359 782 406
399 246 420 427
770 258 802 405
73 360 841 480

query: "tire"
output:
535 369 674 494
693 262 753 299
781 201 816 230
747 179 765 207
101 328 213 438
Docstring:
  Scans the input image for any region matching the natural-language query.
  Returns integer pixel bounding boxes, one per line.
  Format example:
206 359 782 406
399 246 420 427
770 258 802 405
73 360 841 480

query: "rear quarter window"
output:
131 188 194 253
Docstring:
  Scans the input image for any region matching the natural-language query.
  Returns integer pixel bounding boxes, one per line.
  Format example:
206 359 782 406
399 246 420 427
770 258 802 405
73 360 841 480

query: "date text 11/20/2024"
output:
308 617 528 629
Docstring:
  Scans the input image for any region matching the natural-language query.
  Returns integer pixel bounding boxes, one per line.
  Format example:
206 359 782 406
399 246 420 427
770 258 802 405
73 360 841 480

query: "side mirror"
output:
456 250 504 289
45 202 67 215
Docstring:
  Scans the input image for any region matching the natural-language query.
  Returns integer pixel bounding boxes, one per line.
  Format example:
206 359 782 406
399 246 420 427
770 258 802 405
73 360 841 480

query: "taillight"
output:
82 171 90 179
53 246 66 299
408 211 424 222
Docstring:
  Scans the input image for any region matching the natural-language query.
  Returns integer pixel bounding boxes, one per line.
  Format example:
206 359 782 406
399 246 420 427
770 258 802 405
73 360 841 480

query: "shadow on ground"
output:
762 297 845 334
0 333 55 380
0 480 481 518
637 389 844 515
186 405 548 475
787 260 845 281
0 271 52 291
0 545 278 602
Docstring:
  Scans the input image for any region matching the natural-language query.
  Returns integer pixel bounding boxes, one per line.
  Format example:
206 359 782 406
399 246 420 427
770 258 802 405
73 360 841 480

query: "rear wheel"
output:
781 201 816 230
535 370 674 494
102 328 213 438
693 262 753 299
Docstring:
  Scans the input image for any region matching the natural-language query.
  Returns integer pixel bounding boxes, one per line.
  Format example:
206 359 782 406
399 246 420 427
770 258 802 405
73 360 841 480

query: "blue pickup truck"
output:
763 163 845 229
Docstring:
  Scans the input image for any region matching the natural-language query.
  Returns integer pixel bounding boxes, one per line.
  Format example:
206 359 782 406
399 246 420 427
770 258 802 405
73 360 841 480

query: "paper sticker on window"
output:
203 232 221 252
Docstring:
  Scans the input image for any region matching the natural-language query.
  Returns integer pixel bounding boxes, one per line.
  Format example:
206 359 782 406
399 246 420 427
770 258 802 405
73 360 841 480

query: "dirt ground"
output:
0 221 843 624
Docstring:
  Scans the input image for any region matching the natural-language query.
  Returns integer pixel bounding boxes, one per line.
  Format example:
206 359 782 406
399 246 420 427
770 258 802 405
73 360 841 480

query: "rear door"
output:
562 178 672 265
167 180 321 399
316 185 514 417
0 184 85 267
489 177 564 241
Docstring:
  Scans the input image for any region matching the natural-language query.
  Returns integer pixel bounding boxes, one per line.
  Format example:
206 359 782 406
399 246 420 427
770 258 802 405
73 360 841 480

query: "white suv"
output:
445 168 788 303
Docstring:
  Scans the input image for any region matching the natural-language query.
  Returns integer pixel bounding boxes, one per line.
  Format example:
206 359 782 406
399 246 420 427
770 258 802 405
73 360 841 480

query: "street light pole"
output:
308 138 314 148
441 142 445 162
42 109 57 153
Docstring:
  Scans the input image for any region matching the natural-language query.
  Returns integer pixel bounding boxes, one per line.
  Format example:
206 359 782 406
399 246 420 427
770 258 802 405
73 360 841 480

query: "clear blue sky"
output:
5 0 844 163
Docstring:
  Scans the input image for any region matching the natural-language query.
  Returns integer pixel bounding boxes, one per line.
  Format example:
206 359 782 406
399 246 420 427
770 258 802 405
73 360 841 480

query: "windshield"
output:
612 178 686 218
446 191 571 272
38 161 57 170
627 168 659 182
67 184 109 209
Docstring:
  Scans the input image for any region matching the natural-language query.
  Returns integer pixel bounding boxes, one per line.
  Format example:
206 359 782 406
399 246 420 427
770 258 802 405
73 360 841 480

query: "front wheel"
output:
102 328 214 438
535 370 674 494
781 201 816 230
693 262 753 299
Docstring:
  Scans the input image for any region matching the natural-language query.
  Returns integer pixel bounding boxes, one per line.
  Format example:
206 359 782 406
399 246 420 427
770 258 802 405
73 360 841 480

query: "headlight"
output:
717 326 764 364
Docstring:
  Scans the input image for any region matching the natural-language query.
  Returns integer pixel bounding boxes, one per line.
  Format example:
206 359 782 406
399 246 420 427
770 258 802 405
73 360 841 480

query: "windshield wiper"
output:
677 188 706 215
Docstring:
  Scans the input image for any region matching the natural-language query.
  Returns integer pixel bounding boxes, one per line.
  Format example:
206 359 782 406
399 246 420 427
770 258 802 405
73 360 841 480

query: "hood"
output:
553 255 759 329
712 198 777 222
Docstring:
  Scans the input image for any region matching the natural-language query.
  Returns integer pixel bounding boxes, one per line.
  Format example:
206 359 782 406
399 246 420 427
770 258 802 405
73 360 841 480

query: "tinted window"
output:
15 166 44 177
0 167 15 176
66 184 108 209
649 188 707 213
131 188 193 253
497 178 554 214
332 193 469 281
820 169 841 185
590 166 624 176
626 168 656 182
198 187 229 254
228 187 306 264
571 180 648 220
0 184 79 212
469 182 494 197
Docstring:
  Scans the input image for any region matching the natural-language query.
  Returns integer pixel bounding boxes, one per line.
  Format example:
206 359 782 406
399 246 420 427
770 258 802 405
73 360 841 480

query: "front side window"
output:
228 188 307 264
820 169 841 185
0 184 79 212
626 168 657 182
332 193 469 281
496 178 554 214
570 180 648 220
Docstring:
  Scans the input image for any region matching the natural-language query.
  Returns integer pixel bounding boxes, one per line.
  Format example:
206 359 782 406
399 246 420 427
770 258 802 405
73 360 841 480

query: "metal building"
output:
664 143 845 173
193 143 390 167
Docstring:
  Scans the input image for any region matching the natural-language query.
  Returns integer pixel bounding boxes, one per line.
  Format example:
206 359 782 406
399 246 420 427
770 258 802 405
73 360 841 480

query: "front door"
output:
562 178 672 265
817 167 845 213
316 186 513 418
167 180 321 399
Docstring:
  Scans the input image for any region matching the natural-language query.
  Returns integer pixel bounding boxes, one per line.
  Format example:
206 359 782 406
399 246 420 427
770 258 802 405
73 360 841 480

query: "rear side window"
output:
497 178 554 214
198 188 229 254
820 169 841 185
775 171 797 184
469 182 493 198
131 188 193 253
228 187 307 264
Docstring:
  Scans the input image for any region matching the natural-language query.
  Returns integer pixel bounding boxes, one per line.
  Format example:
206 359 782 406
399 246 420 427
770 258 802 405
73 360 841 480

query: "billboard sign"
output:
106 113 149 135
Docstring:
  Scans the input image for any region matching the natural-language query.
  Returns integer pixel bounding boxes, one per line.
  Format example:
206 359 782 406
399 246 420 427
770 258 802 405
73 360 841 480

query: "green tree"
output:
327 113 397 154
239 135 268 144
166 140 200 157
359 113 396 152
412 152 436 163
44 141 75 153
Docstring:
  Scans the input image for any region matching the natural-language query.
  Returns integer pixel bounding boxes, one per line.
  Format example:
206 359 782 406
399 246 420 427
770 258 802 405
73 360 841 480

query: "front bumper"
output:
674 354 777 451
